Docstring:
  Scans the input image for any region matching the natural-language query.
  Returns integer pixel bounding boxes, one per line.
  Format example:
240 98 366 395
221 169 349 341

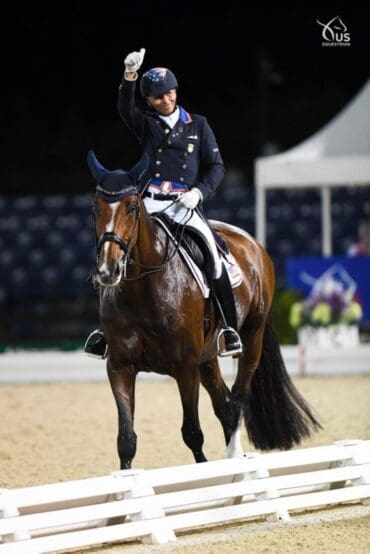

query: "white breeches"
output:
143 196 223 279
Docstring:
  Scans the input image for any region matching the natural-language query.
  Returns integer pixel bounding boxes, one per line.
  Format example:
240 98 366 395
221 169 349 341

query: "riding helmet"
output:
140 67 178 97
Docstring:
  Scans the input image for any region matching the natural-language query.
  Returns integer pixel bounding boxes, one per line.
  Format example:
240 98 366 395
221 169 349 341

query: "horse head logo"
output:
316 16 348 42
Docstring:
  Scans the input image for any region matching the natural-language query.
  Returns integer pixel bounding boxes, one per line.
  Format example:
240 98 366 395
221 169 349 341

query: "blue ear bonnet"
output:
96 170 137 203
87 150 149 203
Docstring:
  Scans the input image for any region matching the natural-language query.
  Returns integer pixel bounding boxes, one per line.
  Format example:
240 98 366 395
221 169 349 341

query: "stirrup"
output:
217 327 243 358
84 329 108 360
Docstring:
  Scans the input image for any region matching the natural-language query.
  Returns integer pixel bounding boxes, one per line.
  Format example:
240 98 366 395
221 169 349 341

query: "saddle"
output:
153 214 243 340
155 214 221 272
153 213 242 294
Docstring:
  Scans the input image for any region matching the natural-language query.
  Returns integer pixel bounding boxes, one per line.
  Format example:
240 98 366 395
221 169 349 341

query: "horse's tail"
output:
243 313 322 450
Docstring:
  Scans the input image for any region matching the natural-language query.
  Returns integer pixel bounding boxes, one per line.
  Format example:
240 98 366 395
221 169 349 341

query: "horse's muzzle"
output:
95 260 122 287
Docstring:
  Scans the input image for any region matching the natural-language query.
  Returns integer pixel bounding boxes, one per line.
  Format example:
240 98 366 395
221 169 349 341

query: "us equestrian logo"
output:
316 16 351 47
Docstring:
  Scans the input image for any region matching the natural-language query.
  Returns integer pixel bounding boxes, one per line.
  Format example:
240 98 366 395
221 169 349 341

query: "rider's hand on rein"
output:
178 188 203 210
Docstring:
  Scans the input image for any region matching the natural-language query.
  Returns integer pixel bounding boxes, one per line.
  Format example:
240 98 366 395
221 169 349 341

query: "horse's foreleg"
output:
107 364 137 469
176 371 207 463
199 359 238 453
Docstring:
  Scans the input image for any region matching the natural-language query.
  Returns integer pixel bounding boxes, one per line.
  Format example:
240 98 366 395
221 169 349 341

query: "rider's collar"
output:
154 105 192 126
179 106 192 124
158 106 180 129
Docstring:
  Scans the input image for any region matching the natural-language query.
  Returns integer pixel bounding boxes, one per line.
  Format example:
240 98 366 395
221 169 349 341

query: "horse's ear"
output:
128 153 149 183
87 150 110 181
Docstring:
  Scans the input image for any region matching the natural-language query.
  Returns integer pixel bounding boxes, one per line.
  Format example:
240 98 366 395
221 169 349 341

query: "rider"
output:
85 48 243 358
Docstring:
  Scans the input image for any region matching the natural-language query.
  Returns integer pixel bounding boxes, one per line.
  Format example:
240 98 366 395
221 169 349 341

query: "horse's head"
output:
87 150 148 286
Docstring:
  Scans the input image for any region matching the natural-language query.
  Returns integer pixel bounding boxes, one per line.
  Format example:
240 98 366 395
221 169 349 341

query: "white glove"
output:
124 48 146 73
178 188 203 210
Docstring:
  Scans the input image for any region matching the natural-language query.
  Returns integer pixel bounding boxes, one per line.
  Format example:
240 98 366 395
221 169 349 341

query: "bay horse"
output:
87 150 321 469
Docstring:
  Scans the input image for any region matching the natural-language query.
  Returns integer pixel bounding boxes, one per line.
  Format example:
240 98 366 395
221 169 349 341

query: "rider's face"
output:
147 89 177 116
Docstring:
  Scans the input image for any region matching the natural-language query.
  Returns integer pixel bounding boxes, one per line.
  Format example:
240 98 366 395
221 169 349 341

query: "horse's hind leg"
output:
221 314 267 457
232 319 265 399
237 313 321 451
108 364 137 469
200 359 242 458
175 369 207 463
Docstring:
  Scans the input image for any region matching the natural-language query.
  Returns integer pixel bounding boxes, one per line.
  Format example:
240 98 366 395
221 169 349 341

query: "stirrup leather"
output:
217 327 243 357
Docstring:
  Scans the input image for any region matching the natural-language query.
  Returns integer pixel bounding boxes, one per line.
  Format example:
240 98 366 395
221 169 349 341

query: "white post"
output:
256 185 266 247
321 186 332 256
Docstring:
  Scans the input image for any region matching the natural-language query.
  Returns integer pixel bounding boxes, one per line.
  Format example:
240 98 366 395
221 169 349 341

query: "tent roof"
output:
255 79 370 189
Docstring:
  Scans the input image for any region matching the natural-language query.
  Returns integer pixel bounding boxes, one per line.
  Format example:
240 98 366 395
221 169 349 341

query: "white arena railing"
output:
0 345 370 384
0 440 369 553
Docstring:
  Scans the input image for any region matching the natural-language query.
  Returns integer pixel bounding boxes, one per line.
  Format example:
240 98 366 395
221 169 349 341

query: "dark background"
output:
1 3 368 196
1 3 369 347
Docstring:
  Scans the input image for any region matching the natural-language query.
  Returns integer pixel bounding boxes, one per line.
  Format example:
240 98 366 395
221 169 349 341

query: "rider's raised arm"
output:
117 76 146 141
117 48 146 142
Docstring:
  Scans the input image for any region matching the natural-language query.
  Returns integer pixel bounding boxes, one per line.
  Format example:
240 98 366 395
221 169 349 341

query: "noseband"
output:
97 231 132 255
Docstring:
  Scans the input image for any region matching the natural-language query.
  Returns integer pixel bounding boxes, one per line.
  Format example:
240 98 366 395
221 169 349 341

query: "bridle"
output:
96 200 140 259
93 192 192 282
94 197 140 281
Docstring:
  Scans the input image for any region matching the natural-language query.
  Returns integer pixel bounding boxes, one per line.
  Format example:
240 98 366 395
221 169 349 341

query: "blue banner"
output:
285 256 370 322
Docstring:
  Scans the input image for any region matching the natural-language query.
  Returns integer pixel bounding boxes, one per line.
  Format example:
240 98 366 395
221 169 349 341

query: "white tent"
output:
255 78 370 255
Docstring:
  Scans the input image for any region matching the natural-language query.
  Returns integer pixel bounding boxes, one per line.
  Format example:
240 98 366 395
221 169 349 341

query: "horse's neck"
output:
132 201 166 270
113 204 186 318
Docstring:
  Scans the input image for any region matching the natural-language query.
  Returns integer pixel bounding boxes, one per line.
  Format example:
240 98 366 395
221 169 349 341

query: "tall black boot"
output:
212 266 243 357
84 329 108 359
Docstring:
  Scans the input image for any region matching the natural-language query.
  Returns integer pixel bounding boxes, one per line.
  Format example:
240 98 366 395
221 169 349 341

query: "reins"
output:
123 196 193 280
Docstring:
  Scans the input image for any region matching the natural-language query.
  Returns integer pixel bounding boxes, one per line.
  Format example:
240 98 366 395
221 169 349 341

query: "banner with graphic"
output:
285 256 370 322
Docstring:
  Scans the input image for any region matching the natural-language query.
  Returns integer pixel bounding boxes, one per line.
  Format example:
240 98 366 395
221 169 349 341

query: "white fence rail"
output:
1 440 369 553
1 346 370 383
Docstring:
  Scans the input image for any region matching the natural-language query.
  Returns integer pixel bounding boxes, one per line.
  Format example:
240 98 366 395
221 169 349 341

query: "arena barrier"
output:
0 440 369 553
1 345 370 384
